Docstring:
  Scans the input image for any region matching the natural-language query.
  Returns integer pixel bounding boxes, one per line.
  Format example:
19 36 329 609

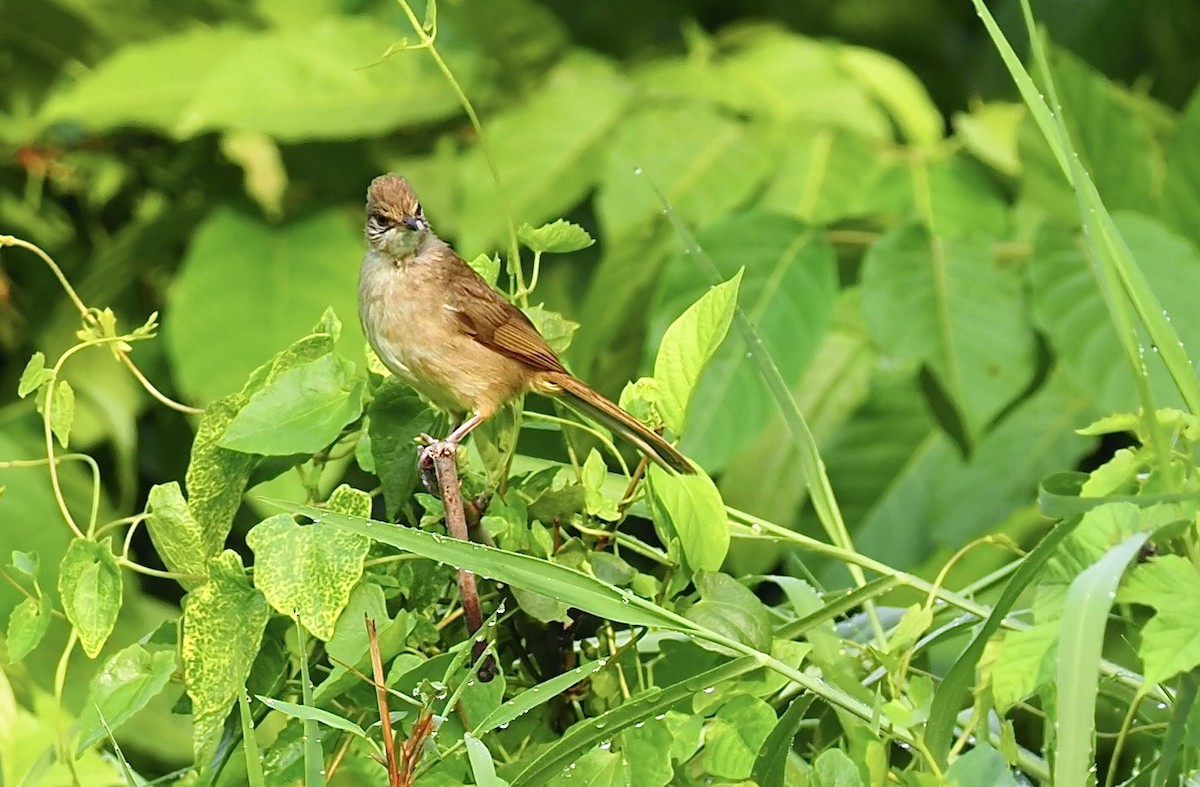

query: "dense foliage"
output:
3 0 1200 784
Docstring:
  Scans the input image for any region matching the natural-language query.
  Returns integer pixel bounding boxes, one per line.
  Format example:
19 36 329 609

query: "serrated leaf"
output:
6 594 52 662
646 465 728 573
246 513 370 640
684 572 771 651
221 353 365 456
652 269 742 435
518 219 595 254
58 538 122 658
76 644 177 752
17 352 51 398
49 380 75 448
1118 555 1200 686
182 550 270 762
522 305 578 355
145 482 210 588
702 695 776 780
468 252 501 287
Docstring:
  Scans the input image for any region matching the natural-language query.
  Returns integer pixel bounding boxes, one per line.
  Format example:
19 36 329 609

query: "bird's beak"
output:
403 217 424 231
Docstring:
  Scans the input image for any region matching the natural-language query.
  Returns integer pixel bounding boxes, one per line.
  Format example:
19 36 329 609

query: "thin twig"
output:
367 616 401 787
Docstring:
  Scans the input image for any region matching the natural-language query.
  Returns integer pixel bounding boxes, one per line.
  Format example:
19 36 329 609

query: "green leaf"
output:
49 379 75 448
945 744 1019 787
256 696 366 739
702 695 776 780
221 353 365 456
650 269 742 435
581 449 620 522
1055 532 1150 787
246 513 370 640
1118 555 1200 686
182 550 270 762
752 695 813 787
325 484 371 519
467 253 501 287
75 644 177 752
6 594 52 662
645 465 728 573
464 733 508 787
184 309 343 547
58 538 123 658
17 352 51 398
455 54 629 255
523 305 579 355
813 748 864 787
1162 90 1200 251
165 207 365 404
861 223 1033 439
651 214 837 469
10 550 39 578
836 45 942 146
367 380 441 520
684 572 772 652
145 482 210 588
37 18 471 140
518 219 595 254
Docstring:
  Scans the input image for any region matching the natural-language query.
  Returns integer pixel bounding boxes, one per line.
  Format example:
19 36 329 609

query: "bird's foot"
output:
419 438 461 497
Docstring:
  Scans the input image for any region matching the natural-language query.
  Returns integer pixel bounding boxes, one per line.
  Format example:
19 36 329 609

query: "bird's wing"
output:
445 257 566 374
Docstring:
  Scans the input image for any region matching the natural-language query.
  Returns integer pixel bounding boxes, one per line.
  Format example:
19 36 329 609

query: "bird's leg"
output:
446 412 485 445
419 411 485 487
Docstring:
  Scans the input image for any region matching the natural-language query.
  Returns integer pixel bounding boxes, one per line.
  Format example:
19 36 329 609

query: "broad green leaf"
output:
182 550 270 762
367 380 440 521
618 715 676 787
165 207 365 403
221 353 365 456
58 538 122 658
650 214 837 469
145 482 210 587
37 18 471 140
581 449 619 522
836 45 942 146
861 222 1033 439
455 53 629 255
1118 555 1200 686
1162 90 1200 251
49 379 75 448
523 305 578 355
220 130 286 219
518 220 595 254
10 550 38 578
256 696 366 739
702 695 776 780
6 594 51 662
684 572 771 652
1055 532 1149 787
813 748 863 786
1030 214 1200 413
645 466 728 573
183 311 342 552
946 744 1018 787
650 269 742 435
246 514 370 640
954 102 1025 177
75 644 177 752
467 253 501 287
17 352 51 398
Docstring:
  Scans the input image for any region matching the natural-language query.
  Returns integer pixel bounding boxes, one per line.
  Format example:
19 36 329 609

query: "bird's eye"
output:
415 202 423 216
367 212 387 230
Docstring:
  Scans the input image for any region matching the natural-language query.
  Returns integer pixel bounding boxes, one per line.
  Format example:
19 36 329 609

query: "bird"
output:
357 173 693 474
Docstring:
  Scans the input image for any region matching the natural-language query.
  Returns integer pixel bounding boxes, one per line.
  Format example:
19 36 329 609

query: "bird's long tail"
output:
542 371 695 474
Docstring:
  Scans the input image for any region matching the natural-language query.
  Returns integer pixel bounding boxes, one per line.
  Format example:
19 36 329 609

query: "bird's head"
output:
365 174 430 258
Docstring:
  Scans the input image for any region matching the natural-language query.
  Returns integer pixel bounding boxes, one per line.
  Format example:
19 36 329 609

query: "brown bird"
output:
358 174 693 474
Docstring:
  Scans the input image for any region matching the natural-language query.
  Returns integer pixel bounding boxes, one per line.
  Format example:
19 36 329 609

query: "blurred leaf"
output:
221 353 364 456
76 643 177 752
945 745 1018 787
954 103 1025 177
684 572 771 652
1031 214 1200 413
760 128 898 223
523 305 578 355
246 514 369 640
220 131 287 219
38 18 473 140
368 380 440 521
166 207 364 404
702 694 776 780
6 594 51 662
10 550 38 579
57 537 122 658
646 465 727 573
1118 555 1200 686
836 45 943 146
17 352 51 398
650 269 741 435
651 214 837 470
1162 90 1200 251
581 449 619 522
518 219 594 254
145 482 210 588
468 252 501 287
861 223 1033 439
182 550 270 762
456 53 629 255
813 748 864 786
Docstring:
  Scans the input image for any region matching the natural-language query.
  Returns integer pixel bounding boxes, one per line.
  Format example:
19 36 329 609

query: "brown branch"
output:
422 441 497 681
367 615 401 787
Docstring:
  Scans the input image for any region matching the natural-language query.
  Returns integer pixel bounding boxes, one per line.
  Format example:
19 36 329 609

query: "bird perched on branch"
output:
358 173 693 473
